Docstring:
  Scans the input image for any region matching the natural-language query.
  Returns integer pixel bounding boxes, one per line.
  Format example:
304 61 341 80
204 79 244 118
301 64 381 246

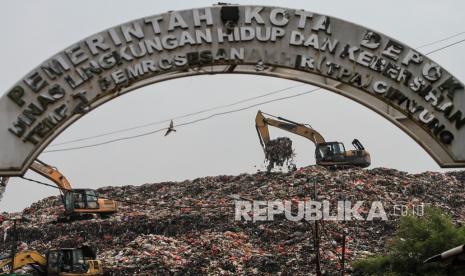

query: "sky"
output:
1 0 465 212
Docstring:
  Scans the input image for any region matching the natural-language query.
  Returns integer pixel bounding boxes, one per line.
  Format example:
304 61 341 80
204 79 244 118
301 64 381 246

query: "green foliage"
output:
352 207 465 275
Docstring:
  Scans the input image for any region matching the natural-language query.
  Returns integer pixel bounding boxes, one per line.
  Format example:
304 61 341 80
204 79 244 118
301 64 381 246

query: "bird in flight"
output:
164 120 176 136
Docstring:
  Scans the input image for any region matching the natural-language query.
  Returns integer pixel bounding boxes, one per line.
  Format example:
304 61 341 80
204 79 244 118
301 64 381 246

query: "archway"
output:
1 4 464 175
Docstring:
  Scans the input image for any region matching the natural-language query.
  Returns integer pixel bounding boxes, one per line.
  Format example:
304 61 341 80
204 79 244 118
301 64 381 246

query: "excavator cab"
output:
62 189 117 216
63 189 99 215
46 246 101 275
315 140 370 168
316 142 346 162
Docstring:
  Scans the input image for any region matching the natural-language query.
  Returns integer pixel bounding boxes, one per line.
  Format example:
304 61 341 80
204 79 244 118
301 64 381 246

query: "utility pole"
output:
9 218 18 274
312 179 321 276
340 181 347 276
341 228 346 276
314 219 321 276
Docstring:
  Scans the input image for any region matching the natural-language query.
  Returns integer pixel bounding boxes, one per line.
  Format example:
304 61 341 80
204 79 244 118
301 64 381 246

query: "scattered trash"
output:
264 137 295 172
1 166 464 274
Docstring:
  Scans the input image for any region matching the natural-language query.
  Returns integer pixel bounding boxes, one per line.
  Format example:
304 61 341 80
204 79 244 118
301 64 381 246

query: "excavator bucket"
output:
316 142 371 168
255 111 271 149
0 251 47 275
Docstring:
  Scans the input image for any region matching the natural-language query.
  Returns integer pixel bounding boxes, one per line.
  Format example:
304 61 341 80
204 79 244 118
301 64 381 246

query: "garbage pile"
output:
1 166 465 275
264 137 295 172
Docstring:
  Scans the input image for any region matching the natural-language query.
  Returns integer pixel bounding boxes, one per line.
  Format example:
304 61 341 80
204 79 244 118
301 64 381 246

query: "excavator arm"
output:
29 160 72 191
0 251 47 274
0 161 72 206
255 110 325 149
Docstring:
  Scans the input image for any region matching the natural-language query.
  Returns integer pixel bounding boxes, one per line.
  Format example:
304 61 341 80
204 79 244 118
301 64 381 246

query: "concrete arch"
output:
0 4 464 175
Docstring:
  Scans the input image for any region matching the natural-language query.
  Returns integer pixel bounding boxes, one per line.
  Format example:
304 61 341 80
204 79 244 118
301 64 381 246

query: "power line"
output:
416 30 465 49
424 37 465 55
49 84 306 147
45 128 168 153
43 87 321 153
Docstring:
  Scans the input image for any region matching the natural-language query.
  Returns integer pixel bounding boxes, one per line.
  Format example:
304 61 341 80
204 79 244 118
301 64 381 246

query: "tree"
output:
352 207 465 275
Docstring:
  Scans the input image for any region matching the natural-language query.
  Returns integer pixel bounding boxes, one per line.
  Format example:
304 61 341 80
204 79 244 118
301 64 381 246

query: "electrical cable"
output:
416 30 465 49
43 87 321 153
49 84 306 147
424 37 465 55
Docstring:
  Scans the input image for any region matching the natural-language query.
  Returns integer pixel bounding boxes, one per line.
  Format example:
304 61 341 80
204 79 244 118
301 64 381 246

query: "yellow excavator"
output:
0 246 103 275
0 160 117 218
255 111 371 168
27 160 117 217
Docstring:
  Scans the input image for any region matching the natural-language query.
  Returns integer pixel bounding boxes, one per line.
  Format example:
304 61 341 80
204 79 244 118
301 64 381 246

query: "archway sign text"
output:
0 5 464 175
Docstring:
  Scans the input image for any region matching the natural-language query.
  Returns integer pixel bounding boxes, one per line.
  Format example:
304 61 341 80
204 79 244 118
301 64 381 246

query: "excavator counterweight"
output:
255 111 371 169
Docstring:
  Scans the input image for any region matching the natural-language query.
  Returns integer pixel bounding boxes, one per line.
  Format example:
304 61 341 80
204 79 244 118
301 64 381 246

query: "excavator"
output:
28 160 117 217
0 246 103 275
1 160 117 218
255 111 371 169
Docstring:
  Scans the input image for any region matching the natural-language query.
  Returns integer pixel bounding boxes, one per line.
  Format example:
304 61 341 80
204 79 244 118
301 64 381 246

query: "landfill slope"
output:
1 166 465 275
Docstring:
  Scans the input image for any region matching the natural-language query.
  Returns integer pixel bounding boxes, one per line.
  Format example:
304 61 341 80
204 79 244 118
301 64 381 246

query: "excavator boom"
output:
30 160 72 191
255 111 325 149
0 251 47 274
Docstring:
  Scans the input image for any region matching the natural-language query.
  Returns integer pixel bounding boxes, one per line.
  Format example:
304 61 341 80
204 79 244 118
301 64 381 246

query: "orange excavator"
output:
27 160 118 217
0 246 103 275
0 161 117 218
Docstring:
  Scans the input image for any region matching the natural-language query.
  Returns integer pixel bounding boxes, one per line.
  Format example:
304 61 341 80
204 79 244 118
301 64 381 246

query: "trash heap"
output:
1 166 465 275
264 137 295 172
